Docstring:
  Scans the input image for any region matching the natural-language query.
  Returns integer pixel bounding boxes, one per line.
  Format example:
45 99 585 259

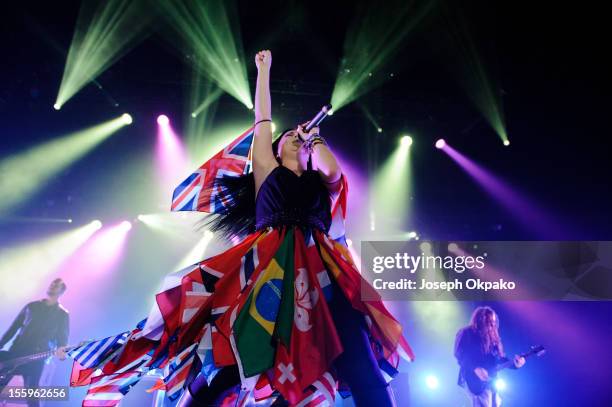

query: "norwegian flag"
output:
171 127 254 213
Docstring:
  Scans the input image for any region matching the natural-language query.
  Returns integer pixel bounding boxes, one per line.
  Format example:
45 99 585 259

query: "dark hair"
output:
200 128 293 239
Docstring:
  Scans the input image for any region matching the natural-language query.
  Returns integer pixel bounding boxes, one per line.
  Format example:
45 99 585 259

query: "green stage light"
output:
174 230 215 271
331 0 435 111
371 134 414 234
160 0 252 109
0 115 130 214
440 6 509 144
0 221 101 304
55 0 152 108
121 113 133 124
401 135 413 147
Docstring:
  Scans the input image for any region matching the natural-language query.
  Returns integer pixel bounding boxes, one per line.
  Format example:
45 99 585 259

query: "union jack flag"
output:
171 127 254 213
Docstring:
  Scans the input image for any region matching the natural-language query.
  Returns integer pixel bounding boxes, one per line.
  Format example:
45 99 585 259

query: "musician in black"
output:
0 278 70 407
454 306 525 407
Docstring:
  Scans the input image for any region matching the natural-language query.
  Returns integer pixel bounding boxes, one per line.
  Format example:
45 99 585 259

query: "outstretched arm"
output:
252 50 277 194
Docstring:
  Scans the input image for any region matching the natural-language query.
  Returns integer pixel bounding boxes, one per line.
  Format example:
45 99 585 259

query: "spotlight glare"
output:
503 139 510 146
121 113 133 125
247 102 254 110
448 242 459 252
137 214 144 222
53 103 61 111
346 239 353 247
435 138 446 149
407 231 418 239
377 127 383 133
425 375 439 390
494 378 507 391
157 114 170 126
400 135 413 147
92 220 103 230
271 122 277 132
191 112 197 118
68 218 73 223
119 220 132 231
327 109 334 116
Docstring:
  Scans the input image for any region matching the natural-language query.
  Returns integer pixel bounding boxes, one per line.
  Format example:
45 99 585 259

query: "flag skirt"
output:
70 227 414 406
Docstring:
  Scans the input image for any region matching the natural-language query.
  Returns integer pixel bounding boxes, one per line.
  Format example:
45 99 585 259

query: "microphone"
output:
298 104 333 140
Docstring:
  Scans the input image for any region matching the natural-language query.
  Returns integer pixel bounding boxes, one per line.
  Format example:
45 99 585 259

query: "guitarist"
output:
454 306 525 407
0 278 70 407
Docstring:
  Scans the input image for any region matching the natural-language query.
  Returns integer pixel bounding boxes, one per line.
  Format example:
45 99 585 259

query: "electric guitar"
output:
465 345 546 395
0 342 86 386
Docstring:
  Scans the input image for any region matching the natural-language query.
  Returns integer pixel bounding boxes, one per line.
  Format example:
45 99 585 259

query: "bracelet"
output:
254 119 272 127
302 135 327 154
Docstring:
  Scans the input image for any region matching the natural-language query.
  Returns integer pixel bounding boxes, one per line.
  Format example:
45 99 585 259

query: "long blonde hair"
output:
470 306 504 356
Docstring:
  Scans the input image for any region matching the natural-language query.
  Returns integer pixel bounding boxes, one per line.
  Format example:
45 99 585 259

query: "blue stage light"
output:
425 375 439 390
494 378 507 391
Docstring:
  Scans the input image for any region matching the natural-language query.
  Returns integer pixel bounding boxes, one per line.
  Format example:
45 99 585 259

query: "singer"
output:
176 49 413 406
69 50 413 406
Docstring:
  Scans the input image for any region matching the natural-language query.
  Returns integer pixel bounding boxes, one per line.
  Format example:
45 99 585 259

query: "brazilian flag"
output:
234 230 295 377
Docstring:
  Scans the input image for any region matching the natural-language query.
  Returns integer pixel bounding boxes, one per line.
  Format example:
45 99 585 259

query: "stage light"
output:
271 122 277 132
160 0 252 109
330 1 435 111
407 231 418 239
419 242 432 252
0 221 101 303
0 115 130 214
92 220 103 230
53 103 61 110
55 0 152 108
494 378 507 391
175 230 215 270
425 375 439 390
119 220 132 232
400 135 413 147
435 139 446 149
121 113 133 125
377 127 383 133
448 242 459 252
441 142 564 238
247 102 254 110
327 109 334 116
156 114 188 196
441 8 509 145
372 132 413 234
346 239 353 247
504 139 510 146
68 218 73 223
157 114 170 126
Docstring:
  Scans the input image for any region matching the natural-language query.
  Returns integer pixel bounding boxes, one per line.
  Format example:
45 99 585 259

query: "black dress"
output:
255 165 332 234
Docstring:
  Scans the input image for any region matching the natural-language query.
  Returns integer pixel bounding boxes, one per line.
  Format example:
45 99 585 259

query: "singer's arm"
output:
298 125 342 191
312 142 342 192
252 50 276 193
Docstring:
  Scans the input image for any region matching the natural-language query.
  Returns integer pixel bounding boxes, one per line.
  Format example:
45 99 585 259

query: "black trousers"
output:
0 351 45 407
179 284 395 406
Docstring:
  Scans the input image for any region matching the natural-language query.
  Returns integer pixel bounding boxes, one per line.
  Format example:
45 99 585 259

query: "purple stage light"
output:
156 115 188 195
157 114 170 126
435 139 446 149
441 143 565 238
